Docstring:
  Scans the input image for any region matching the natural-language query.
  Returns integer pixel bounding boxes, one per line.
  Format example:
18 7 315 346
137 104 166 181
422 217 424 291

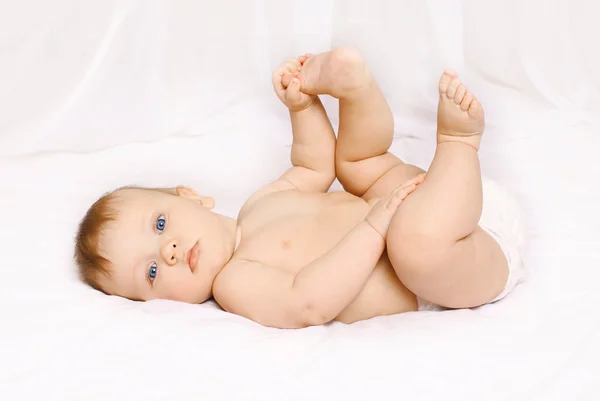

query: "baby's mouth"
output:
186 241 200 273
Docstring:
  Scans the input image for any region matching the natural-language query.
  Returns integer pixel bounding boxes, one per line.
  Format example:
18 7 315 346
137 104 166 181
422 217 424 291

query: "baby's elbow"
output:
275 299 333 328
300 301 335 327
247 302 328 329
258 309 326 329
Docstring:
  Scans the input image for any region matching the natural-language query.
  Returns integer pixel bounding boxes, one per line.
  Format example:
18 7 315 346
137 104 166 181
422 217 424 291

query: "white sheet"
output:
1 1 599 400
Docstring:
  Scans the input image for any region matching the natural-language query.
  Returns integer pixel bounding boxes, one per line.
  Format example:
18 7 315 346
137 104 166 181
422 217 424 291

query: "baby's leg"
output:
387 70 508 309
295 48 423 198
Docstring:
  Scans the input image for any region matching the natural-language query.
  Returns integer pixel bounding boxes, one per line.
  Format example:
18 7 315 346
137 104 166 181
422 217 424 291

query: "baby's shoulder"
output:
212 260 242 303
238 179 298 219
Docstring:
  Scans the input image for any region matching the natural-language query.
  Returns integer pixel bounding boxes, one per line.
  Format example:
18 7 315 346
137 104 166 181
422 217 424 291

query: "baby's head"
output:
74 186 237 303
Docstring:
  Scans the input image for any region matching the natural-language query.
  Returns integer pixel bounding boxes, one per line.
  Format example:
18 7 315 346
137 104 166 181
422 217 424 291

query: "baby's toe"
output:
460 93 474 111
454 85 467 104
446 78 462 99
438 68 458 94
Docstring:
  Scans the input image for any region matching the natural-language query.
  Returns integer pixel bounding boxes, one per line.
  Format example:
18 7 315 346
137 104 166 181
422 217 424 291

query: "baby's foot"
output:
436 69 485 150
283 48 371 99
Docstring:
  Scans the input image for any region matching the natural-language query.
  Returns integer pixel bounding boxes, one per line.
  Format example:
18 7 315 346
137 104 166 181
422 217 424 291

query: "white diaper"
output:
417 177 526 312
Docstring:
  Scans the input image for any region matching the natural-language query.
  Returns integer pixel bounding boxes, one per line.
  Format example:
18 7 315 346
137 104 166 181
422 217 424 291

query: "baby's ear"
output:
176 186 215 209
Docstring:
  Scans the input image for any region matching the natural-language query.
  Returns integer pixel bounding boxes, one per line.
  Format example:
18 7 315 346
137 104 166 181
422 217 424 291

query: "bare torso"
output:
232 189 417 324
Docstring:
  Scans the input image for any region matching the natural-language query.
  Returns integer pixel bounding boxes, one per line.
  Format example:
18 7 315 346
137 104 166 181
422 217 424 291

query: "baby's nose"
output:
161 240 179 266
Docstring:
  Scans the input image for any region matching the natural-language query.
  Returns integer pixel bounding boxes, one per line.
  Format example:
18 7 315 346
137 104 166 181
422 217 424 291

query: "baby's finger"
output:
386 183 416 209
272 69 286 93
298 53 314 66
409 173 426 185
272 82 287 102
284 58 302 74
273 59 299 80
297 54 310 65
394 174 425 193
285 78 302 105
282 74 295 88
400 179 420 195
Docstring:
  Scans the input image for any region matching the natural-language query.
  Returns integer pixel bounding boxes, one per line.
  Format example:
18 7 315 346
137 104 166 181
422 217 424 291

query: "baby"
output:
75 48 523 328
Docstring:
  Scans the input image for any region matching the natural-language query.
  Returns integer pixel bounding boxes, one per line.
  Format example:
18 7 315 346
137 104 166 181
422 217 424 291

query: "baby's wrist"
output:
361 219 386 241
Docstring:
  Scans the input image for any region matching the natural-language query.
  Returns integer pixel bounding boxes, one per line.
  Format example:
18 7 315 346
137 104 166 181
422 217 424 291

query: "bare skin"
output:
100 48 508 329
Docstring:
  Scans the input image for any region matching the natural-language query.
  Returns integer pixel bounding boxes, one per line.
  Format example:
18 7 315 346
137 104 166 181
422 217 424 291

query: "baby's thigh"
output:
387 226 509 309
361 162 425 202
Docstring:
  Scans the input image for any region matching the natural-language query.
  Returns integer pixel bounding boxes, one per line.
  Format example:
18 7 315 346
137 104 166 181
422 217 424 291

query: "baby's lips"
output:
186 241 200 272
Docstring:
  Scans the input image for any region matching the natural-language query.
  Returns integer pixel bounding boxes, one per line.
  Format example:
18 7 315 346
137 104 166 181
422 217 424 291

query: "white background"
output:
1 1 599 400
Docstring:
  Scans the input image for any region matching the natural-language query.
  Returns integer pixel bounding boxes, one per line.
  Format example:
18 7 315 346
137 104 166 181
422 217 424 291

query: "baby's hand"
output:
365 174 426 239
272 57 314 111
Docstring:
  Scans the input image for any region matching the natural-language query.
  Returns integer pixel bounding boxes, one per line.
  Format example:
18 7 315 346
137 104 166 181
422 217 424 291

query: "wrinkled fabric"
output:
1 1 599 400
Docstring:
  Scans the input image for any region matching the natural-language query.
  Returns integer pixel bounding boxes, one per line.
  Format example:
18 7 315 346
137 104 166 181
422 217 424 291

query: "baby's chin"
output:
180 293 212 305
162 285 212 304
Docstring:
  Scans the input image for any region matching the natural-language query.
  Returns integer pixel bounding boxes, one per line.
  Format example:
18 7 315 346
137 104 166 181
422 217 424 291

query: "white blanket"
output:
1 1 599 400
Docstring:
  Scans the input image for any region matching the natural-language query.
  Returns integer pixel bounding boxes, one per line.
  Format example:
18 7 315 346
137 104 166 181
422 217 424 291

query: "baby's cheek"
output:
165 276 206 304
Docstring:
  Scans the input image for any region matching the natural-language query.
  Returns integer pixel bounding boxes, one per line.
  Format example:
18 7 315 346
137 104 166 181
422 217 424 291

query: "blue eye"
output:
148 263 158 281
156 215 166 232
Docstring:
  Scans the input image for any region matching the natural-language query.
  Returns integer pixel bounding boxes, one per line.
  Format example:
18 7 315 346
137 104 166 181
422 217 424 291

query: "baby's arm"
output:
213 176 423 328
214 221 383 328
274 58 336 193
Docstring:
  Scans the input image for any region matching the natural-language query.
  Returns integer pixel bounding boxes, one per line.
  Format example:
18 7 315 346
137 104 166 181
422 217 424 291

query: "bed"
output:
1 1 599 400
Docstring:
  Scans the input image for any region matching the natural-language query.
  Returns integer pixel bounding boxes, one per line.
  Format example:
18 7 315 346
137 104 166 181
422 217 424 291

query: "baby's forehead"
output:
114 187 161 204
100 190 152 245
109 189 166 216
103 190 157 234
